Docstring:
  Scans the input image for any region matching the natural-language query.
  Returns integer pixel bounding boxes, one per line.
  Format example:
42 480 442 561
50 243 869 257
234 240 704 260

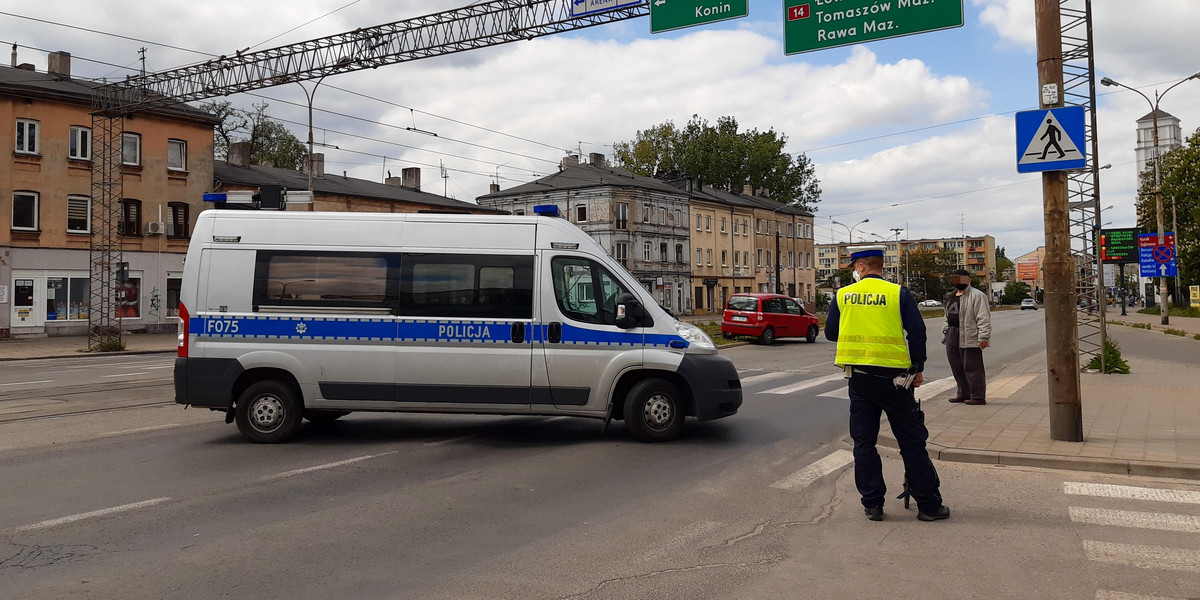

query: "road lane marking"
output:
817 387 850 400
425 434 477 446
102 372 148 378
0 379 55 387
98 424 182 438
1083 540 1200 573
913 376 957 399
1096 590 1185 600
1065 482 1200 505
1070 507 1200 534
760 373 844 395
261 451 398 481
14 497 172 532
739 372 793 386
770 449 854 490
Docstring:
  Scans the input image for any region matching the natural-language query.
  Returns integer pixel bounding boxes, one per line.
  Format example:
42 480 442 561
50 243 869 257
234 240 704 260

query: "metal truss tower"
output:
87 0 648 347
1060 0 1106 370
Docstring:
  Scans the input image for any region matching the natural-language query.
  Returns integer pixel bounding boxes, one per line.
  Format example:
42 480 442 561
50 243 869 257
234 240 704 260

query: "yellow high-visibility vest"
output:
834 277 911 369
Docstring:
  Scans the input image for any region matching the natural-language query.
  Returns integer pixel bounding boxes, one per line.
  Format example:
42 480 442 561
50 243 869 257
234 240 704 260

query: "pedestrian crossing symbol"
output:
1015 106 1087 173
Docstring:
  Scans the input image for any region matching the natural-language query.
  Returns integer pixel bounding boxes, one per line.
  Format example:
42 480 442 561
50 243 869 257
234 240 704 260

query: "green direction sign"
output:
783 0 964 55
1100 228 1140 265
650 0 749 34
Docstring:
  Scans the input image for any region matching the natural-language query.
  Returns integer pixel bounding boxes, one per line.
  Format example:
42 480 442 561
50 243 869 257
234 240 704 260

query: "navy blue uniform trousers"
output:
848 372 943 514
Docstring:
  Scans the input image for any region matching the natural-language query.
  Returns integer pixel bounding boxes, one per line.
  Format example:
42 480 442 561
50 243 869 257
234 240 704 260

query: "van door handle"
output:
548 322 561 344
511 322 525 344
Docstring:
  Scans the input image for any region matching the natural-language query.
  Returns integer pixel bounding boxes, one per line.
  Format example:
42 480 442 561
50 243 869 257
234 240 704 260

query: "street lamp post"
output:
298 58 353 194
831 218 869 243
1101 72 1200 324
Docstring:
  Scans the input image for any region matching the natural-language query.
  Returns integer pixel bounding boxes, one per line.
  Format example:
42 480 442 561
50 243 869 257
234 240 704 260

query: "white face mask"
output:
851 268 863 282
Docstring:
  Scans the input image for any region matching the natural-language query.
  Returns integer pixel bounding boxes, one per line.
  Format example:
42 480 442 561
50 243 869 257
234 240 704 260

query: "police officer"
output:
825 245 950 522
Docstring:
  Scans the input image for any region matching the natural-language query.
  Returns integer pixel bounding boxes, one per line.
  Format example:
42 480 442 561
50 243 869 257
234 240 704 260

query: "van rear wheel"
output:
235 380 302 443
623 378 684 442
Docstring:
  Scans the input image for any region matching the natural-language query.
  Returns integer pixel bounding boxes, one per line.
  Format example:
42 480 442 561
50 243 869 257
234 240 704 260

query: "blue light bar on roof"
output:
533 204 560 217
203 193 227 203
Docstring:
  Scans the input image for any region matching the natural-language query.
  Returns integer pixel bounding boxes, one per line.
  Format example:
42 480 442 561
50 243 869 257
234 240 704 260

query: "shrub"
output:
1086 339 1130 374
1164 328 1187 337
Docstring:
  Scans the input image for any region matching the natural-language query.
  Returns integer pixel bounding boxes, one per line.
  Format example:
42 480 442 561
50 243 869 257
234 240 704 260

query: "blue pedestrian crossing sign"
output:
1015 106 1087 173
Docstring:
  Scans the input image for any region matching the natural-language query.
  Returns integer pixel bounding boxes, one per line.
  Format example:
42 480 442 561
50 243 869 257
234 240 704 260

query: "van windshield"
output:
727 296 758 312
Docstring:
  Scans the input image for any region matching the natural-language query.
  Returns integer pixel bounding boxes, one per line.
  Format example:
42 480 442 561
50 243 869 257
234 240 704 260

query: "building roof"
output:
214 161 504 213
1137 108 1179 123
663 179 814 218
0 64 219 125
476 161 687 200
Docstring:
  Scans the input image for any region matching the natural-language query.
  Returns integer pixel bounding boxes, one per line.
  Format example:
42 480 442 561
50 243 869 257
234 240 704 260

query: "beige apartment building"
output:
817 234 996 294
1 52 219 337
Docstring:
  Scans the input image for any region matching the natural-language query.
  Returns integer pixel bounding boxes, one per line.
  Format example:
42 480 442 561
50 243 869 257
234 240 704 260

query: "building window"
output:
121 198 142 237
643 241 652 261
614 242 628 267
122 133 141 166
721 250 727 267
116 277 141 319
704 215 711 231
12 191 38 230
15 119 38 154
675 244 683 263
756 249 763 267
706 249 712 266
734 251 740 267
168 202 189 238
696 249 703 266
696 214 703 230
643 204 651 223
615 203 628 230
69 126 91 160
660 242 668 262
659 207 666 225
788 223 794 238
67 195 90 234
576 205 587 222
166 278 182 317
721 217 727 233
168 139 187 171
46 277 91 321
789 252 795 268
756 219 763 234
743 253 749 268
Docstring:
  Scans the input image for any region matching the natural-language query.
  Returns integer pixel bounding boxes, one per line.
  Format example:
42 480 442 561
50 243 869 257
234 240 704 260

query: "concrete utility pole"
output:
1036 0 1083 441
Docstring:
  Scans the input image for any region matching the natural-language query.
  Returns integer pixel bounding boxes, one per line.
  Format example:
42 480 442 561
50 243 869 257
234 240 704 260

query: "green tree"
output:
1002 281 1031 305
199 101 307 170
995 246 1014 282
1136 126 1199 306
613 114 822 211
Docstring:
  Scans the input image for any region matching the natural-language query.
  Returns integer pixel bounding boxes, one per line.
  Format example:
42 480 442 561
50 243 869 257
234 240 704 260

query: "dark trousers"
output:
848 373 943 514
946 327 986 401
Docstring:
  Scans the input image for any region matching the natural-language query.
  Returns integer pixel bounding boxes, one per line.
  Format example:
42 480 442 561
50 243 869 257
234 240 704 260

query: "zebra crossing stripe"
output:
1064 482 1200 505
1070 507 1200 534
760 373 845 395
1096 590 1185 600
770 450 854 490
740 371 793 386
913 376 957 399
1083 540 1200 573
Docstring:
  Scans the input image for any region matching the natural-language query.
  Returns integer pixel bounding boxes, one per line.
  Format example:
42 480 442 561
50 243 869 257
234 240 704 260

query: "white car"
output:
918 299 942 307
1021 298 1038 310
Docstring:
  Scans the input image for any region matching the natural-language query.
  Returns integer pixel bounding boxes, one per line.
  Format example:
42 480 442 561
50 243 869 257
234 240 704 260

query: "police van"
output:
174 209 742 443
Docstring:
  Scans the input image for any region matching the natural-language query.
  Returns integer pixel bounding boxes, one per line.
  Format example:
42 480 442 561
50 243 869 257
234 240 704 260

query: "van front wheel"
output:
235 380 302 443
623 379 684 443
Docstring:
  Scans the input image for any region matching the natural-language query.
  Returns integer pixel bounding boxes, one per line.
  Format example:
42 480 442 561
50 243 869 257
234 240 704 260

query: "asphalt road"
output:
3 310 1196 599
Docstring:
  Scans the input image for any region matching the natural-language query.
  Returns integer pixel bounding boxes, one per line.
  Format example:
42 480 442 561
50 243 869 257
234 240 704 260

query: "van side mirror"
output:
614 293 644 329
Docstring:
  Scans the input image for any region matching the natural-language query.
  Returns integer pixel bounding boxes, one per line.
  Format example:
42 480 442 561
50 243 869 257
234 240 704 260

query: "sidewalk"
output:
1106 308 1200 335
0 332 177 360
882 314 1200 479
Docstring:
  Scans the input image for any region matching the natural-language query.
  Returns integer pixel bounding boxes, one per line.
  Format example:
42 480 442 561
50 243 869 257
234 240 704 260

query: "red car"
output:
721 293 820 345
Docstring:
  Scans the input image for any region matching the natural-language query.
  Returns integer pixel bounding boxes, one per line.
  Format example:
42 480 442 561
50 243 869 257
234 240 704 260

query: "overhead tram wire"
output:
0 11 570 157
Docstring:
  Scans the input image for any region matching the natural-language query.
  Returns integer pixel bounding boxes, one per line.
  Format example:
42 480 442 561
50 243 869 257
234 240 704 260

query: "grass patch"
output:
1194 333 1200 341
1137 306 1200 318
91 339 127 352
1164 328 1187 337
693 321 738 346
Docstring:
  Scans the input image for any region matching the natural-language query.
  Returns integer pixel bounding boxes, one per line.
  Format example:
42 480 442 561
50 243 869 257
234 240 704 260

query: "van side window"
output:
253 251 397 310
399 254 533 319
550 257 630 326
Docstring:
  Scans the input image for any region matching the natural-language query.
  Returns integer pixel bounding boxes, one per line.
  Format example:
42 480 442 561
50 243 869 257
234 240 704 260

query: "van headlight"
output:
675 321 716 352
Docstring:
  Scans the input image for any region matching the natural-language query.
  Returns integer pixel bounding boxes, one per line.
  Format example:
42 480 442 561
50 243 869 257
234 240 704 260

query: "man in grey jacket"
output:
942 269 991 405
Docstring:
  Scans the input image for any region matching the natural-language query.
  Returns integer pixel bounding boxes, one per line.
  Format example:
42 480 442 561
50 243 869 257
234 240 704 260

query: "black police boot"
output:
864 506 884 521
917 505 950 521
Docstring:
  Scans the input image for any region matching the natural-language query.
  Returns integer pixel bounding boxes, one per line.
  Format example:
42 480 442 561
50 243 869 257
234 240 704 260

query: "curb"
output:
0 349 176 362
879 432 1200 480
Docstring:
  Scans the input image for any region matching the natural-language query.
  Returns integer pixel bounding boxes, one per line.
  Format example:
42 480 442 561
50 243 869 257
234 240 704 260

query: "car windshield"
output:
727 296 758 311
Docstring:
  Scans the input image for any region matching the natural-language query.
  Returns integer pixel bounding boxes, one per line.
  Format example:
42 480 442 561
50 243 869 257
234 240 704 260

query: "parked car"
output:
918 299 942 307
721 293 820 345
1021 298 1038 310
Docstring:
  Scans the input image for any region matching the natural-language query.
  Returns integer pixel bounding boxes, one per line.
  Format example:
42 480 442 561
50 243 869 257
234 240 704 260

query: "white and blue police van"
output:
174 209 742 443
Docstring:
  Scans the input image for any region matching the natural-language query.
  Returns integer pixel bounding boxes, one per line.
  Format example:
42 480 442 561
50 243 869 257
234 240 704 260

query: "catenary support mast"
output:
87 0 648 349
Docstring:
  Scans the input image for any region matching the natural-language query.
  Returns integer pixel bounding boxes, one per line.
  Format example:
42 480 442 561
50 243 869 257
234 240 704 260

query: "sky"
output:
5 0 1200 258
